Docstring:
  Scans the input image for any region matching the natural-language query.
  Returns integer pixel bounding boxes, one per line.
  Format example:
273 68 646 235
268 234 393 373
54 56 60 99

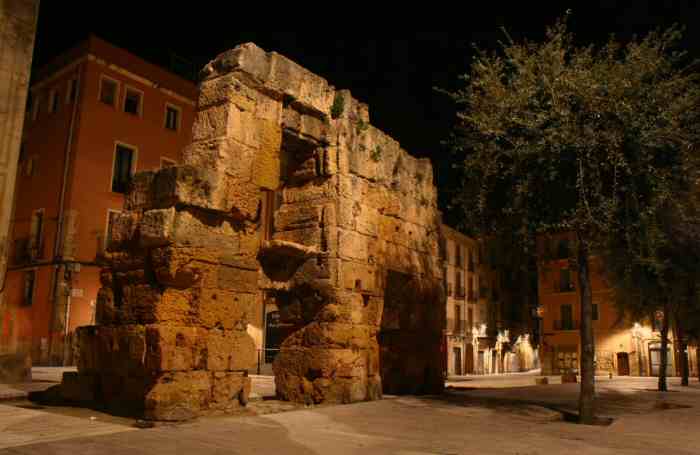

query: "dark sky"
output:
32 2 700 218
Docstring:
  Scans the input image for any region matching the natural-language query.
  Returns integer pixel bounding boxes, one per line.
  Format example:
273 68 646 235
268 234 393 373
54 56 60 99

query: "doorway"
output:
465 344 474 374
617 352 630 376
650 346 674 376
453 347 462 375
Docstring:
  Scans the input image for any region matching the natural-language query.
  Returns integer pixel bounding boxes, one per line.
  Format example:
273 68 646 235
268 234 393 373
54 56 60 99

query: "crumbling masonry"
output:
65 43 445 420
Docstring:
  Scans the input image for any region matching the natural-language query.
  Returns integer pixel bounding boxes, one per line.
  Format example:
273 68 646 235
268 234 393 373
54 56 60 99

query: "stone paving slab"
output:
1 374 698 453
0 370 276 403
0 377 698 454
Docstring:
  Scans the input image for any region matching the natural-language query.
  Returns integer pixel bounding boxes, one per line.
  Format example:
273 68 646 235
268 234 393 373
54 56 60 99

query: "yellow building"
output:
538 234 699 377
441 225 537 375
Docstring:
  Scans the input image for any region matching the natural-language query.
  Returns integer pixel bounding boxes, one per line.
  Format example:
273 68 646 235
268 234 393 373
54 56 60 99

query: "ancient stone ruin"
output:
62 43 445 420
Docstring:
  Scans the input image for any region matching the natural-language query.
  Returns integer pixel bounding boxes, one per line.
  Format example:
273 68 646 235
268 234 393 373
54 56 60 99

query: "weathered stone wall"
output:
68 43 444 418
0 0 39 352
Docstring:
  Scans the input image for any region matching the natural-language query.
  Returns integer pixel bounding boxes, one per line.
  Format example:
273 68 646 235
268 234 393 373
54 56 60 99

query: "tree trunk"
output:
680 338 689 387
576 236 595 424
659 301 670 392
697 347 700 382
675 316 689 387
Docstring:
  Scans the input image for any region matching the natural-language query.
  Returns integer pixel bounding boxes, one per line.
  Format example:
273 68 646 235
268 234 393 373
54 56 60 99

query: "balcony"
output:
446 318 466 336
479 287 489 300
13 237 44 265
556 282 576 293
554 320 579 331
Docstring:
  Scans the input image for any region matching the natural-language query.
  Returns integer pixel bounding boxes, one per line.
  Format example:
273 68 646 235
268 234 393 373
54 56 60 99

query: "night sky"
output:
32 2 700 221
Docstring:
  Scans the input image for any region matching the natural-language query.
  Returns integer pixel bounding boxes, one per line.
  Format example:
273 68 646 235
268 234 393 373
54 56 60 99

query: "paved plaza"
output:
0 370 699 453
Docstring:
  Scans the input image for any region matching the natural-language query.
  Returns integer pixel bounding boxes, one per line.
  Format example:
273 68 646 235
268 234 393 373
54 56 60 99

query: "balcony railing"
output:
554 320 579 331
556 282 576 293
13 237 44 265
446 318 466 335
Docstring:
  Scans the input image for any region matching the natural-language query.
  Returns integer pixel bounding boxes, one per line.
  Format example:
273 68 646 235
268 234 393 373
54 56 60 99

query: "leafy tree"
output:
443 15 700 423
605 186 700 390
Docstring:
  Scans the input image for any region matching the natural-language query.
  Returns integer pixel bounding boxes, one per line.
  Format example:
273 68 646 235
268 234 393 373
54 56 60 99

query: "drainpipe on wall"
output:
48 62 84 365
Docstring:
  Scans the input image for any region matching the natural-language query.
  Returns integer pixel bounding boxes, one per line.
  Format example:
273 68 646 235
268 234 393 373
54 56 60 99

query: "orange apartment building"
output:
538 234 699 378
1 36 196 365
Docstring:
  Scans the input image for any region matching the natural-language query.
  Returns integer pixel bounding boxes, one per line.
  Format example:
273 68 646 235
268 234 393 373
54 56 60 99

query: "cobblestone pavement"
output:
0 375 698 453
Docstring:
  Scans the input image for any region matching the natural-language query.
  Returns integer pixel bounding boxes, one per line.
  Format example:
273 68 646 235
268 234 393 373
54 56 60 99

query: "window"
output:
160 157 177 169
455 244 462 267
29 209 44 259
652 312 663 332
560 304 573 330
66 78 78 103
23 271 36 306
454 304 462 332
99 76 118 106
439 239 447 261
32 94 40 120
468 308 474 330
48 89 60 114
111 143 136 193
165 104 181 131
105 210 121 250
123 86 143 115
557 239 570 259
456 271 464 297
24 156 35 177
592 304 599 321
559 268 573 292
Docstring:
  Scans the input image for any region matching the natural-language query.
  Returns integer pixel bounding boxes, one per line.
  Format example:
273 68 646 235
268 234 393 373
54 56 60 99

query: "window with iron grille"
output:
23 271 36 306
100 77 118 106
112 144 135 193
124 87 142 115
165 104 180 131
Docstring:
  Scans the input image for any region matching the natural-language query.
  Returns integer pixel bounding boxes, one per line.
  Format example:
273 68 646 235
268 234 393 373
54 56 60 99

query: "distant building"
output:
537 233 699 377
441 225 537 376
1 36 197 365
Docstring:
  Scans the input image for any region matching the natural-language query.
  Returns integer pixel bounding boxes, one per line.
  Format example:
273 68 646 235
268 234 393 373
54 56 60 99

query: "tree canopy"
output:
444 14 700 422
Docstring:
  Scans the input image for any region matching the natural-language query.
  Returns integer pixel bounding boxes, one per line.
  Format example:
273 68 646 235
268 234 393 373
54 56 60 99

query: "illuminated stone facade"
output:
62 43 445 419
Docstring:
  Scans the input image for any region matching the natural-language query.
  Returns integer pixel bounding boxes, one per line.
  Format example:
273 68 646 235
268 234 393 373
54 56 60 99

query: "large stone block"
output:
145 325 201 373
300 322 372 350
197 73 259 110
338 230 369 261
252 119 282 190
203 265 258 293
211 372 251 410
144 371 211 421
151 247 213 289
197 290 254 330
204 329 256 372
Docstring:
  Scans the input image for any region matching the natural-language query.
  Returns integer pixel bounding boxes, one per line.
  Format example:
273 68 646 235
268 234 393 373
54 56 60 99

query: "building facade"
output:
1 36 196 365
538 234 699 377
441 225 537 376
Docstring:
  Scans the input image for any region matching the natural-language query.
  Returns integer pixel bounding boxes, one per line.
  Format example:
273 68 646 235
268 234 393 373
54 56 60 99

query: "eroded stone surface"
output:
65 42 445 419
